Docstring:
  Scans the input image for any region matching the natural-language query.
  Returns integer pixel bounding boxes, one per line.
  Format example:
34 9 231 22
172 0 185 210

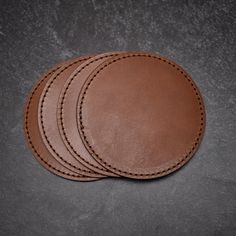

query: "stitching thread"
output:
39 56 98 175
78 53 205 177
59 53 120 172
24 66 84 178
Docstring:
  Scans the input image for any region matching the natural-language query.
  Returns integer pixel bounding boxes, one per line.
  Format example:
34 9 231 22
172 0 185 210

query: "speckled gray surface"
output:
1 0 236 235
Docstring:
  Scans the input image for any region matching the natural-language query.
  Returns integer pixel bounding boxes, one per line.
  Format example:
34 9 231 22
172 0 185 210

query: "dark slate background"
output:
1 0 236 235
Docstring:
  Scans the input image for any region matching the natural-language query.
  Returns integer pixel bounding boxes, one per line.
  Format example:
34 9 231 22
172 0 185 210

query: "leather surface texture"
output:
77 52 205 179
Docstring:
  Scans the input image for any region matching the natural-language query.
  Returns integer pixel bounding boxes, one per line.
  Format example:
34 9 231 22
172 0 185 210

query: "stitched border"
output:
78 53 205 177
39 56 100 175
59 53 120 173
24 65 85 178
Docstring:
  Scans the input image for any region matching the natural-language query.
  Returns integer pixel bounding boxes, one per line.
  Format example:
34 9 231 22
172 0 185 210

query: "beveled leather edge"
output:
38 55 105 178
23 60 101 181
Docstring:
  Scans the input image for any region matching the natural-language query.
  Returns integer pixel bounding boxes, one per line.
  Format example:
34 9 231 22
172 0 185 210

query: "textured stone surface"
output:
0 0 236 235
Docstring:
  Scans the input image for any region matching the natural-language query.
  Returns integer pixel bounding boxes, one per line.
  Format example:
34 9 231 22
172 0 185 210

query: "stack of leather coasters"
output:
24 52 205 181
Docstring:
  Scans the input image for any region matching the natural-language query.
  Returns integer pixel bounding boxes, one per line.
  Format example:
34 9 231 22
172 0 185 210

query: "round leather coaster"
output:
77 52 206 179
38 55 103 178
58 52 123 177
24 60 97 181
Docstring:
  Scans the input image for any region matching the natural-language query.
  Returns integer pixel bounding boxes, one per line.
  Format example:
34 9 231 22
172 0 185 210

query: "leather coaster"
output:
58 52 123 177
24 60 98 181
38 55 103 178
77 52 205 179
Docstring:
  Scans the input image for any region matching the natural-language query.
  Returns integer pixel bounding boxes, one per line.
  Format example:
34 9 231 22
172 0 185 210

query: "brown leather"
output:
24 60 98 181
38 55 103 178
58 52 123 177
24 51 205 181
77 52 205 179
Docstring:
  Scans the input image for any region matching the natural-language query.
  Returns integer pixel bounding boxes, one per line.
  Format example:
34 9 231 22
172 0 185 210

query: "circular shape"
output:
39 55 103 178
78 52 205 179
58 52 123 177
24 60 98 181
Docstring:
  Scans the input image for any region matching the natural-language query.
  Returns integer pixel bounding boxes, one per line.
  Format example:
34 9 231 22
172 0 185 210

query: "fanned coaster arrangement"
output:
24 52 205 181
